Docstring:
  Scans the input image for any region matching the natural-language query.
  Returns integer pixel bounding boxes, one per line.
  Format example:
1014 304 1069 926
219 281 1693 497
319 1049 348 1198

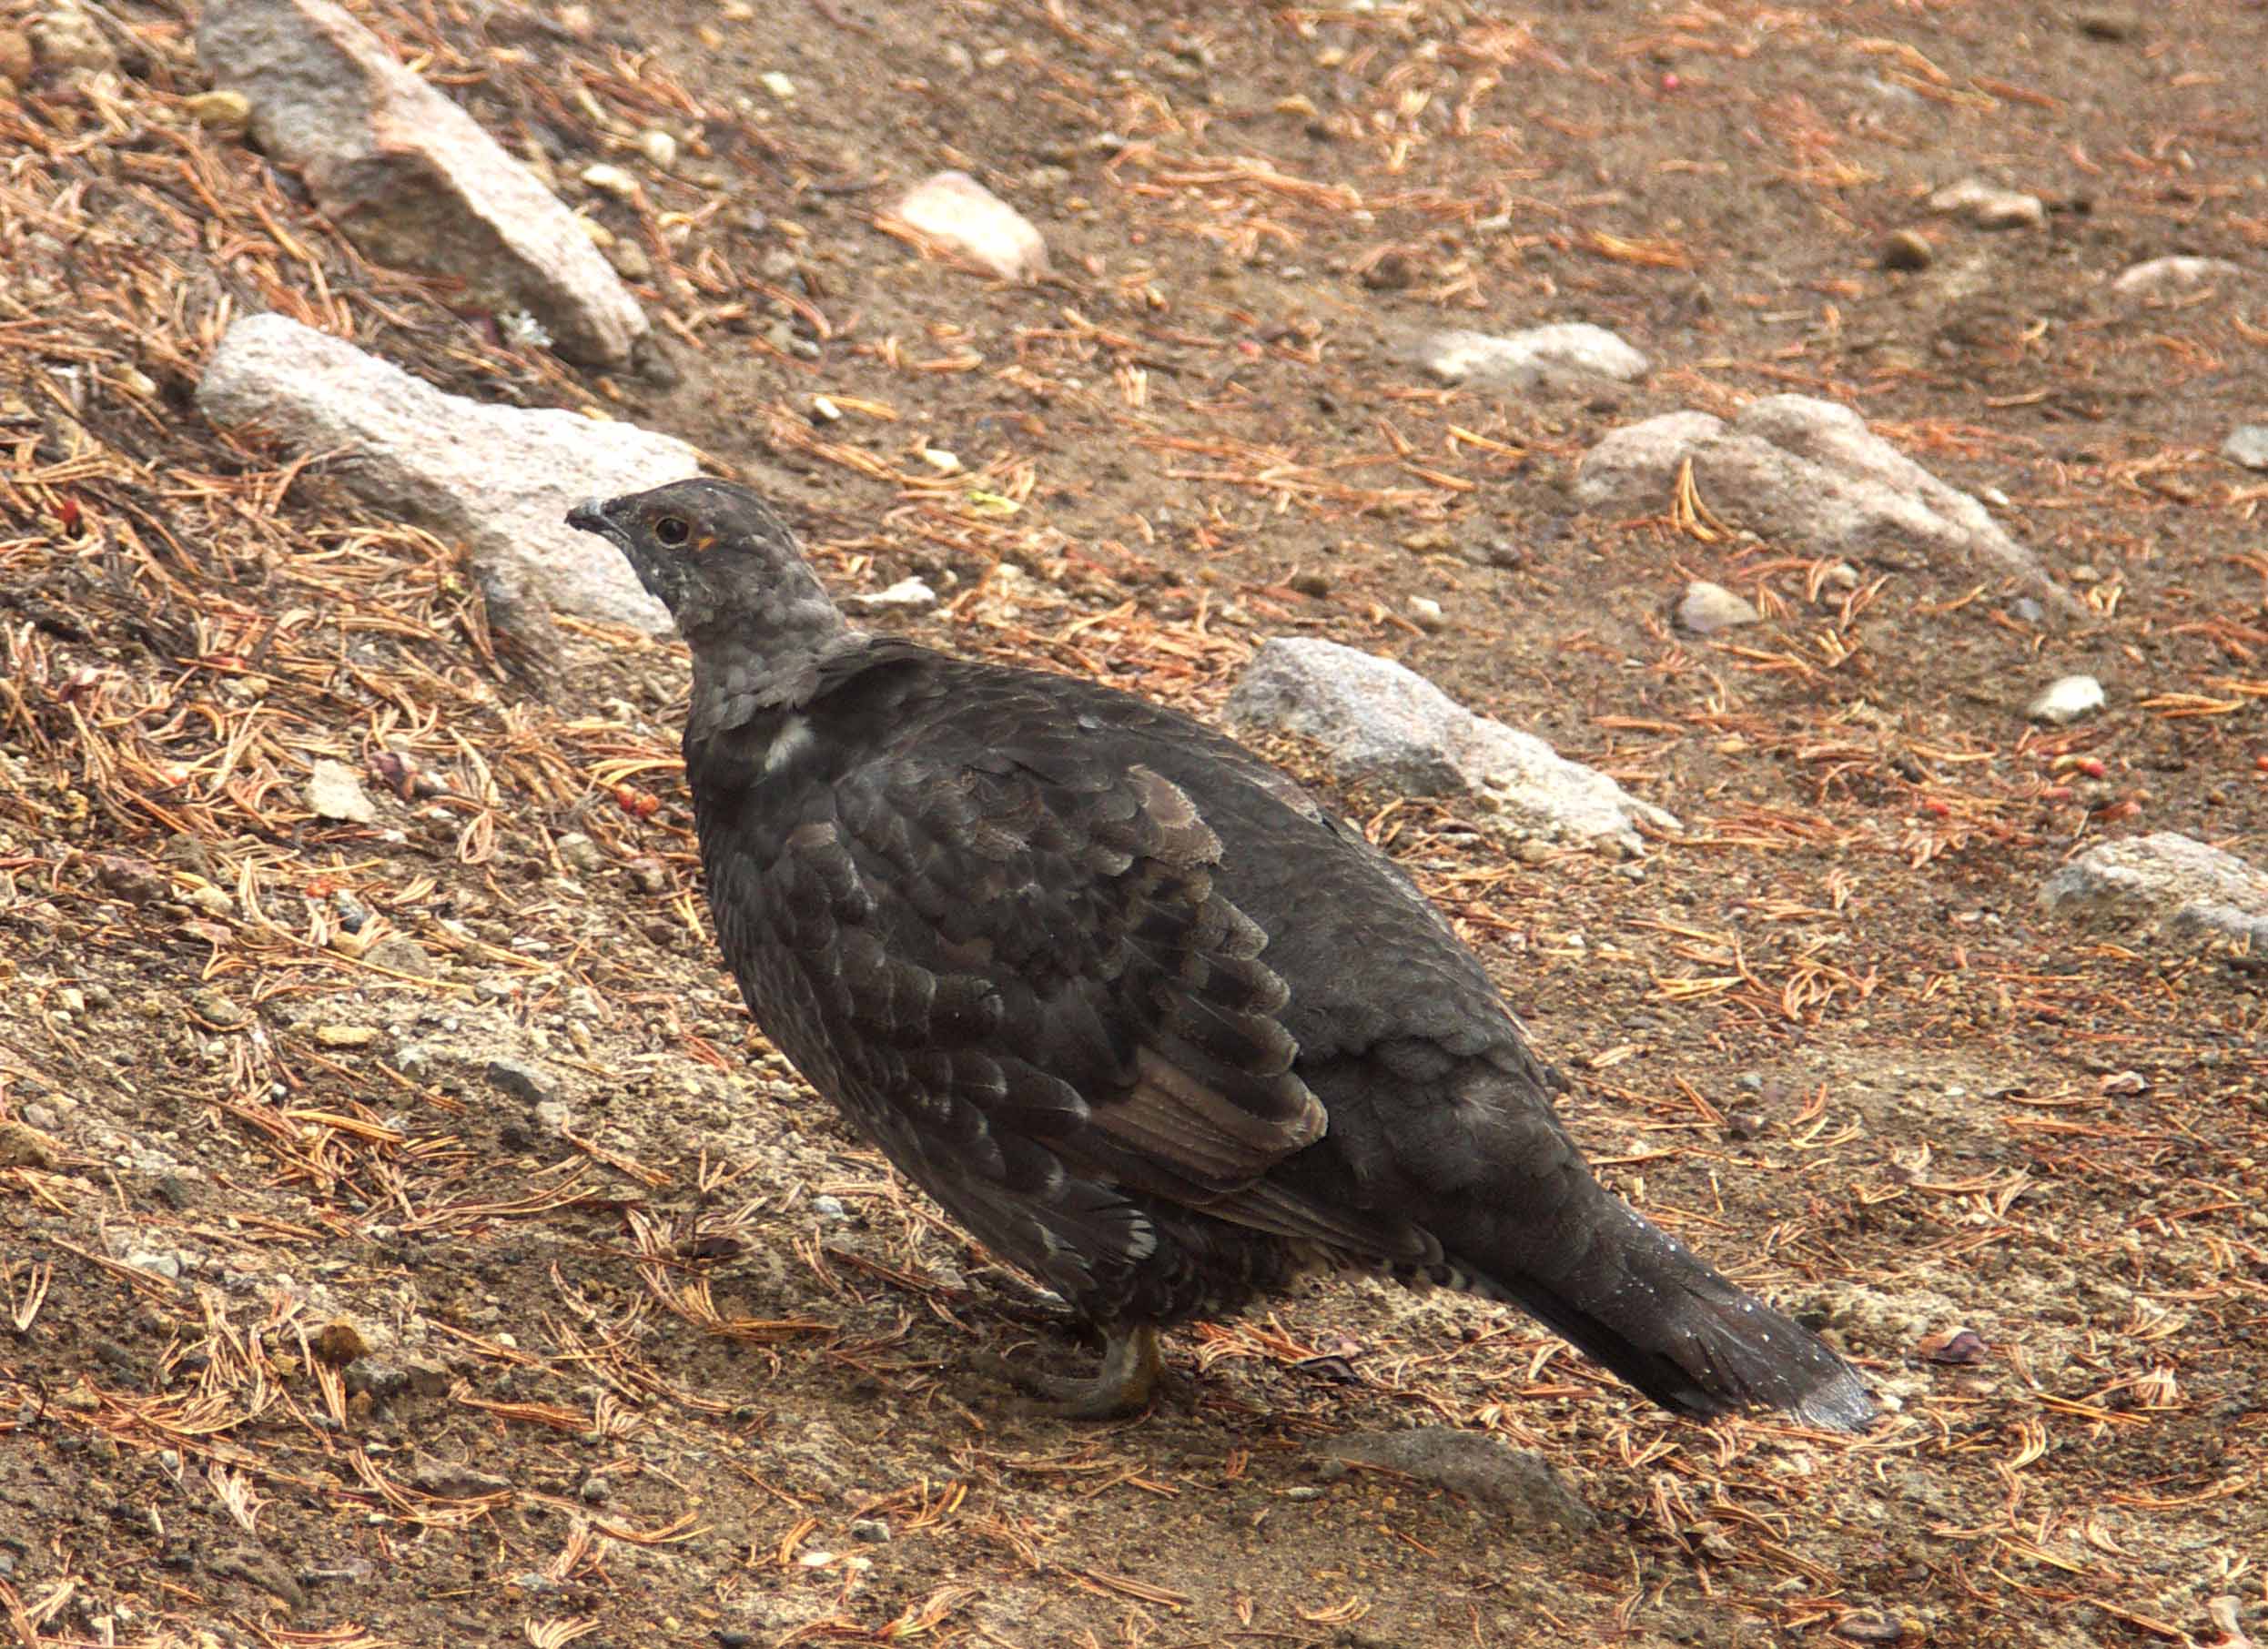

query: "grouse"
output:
569 479 1875 1430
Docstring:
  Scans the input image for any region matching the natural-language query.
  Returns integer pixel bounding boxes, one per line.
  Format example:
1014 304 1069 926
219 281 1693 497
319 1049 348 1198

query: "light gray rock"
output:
2110 256 2243 299
2025 674 2104 725
1225 638 1677 854
306 757 377 823
843 576 938 613
1574 395 2082 622
1412 323 1649 391
1318 1428 1593 1534
891 170 1048 282
197 314 696 632
1677 580 1759 635
2040 833 2268 951
1929 177 2044 230
2221 425 2268 471
197 0 646 365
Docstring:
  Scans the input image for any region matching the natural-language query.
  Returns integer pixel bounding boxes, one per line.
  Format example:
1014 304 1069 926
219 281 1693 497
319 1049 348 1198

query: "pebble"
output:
844 577 938 613
809 1194 850 1222
2025 673 2104 725
1928 178 2044 230
127 1250 184 1282
1406 595 1445 632
1879 230 1933 271
190 988 246 1028
2076 8 2141 40
894 170 1049 283
2009 596 2045 624
186 88 252 132
2222 426 2268 472
556 832 605 874
315 1025 380 1049
306 758 378 824
29 4 112 74
850 1518 890 1543
636 128 678 170
362 936 435 977
1677 580 1761 635
486 1059 555 1105
759 70 796 100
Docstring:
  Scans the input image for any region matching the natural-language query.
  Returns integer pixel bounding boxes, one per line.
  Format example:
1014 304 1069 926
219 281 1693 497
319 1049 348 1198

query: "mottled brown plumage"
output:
569 479 1875 1430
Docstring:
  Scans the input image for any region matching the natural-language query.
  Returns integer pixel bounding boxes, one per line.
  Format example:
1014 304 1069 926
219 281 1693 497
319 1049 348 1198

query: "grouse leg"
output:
976 1324 1164 1419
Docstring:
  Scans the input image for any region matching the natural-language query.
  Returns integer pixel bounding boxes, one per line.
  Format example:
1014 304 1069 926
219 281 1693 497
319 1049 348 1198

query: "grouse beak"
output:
565 496 626 545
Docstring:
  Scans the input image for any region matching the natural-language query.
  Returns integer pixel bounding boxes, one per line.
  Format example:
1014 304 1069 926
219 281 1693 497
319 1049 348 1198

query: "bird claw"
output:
972 1324 1165 1420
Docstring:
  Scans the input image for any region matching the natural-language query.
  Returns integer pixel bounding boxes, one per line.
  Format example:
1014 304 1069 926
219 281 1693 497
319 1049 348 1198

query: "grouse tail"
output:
1442 1188 1876 1431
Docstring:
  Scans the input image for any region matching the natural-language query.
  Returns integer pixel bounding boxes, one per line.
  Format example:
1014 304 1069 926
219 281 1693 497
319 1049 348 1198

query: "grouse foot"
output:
975 1324 1164 1419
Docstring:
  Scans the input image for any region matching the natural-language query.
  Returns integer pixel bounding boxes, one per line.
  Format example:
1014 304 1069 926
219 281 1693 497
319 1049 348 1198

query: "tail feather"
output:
1446 1195 1876 1431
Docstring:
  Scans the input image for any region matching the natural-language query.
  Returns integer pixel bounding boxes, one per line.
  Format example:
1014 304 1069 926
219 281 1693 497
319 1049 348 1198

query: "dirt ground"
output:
5 0 2266 1644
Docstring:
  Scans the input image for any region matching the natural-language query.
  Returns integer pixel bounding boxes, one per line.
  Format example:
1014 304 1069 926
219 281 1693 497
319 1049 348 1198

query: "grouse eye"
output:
653 515 692 548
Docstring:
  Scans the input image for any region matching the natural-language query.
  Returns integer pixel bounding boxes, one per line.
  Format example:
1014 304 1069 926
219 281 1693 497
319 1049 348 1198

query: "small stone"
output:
364 935 436 976
1879 229 1933 271
393 1044 437 1081
2111 256 2243 298
486 1059 554 1105
2009 596 2045 624
1413 323 1648 391
556 832 604 874
1928 178 2044 230
186 88 252 132
844 577 937 613
2026 674 2104 725
409 1452 511 1500
2076 8 2140 40
893 170 1049 283
2220 426 2268 472
604 238 651 280
126 1251 183 1282
809 1194 849 1222
315 1024 380 1049
0 27 33 88
582 163 642 200
636 127 677 170
759 70 796 100
191 988 247 1028
0 1121 62 1170
1677 580 1760 635
1406 595 1445 632
1317 1429 1592 1534
307 758 379 824
2041 833 2268 951
1288 571 1330 597
849 1518 890 1543
310 1320 370 1364
29 4 113 74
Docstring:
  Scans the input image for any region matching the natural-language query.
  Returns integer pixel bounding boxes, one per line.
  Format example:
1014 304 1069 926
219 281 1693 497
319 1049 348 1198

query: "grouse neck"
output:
683 611 864 740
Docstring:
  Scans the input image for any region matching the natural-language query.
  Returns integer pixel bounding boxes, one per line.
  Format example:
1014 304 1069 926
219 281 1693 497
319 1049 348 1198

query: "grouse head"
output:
567 479 844 648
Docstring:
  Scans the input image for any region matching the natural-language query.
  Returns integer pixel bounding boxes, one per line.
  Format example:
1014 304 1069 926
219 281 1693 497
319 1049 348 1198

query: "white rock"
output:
1412 323 1649 391
2110 256 2243 298
1406 595 1445 632
1928 177 2044 230
1676 580 1759 635
1225 638 1678 854
1574 394 2082 622
2220 425 2268 471
892 170 1048 283
306 758 378 823
2041 834 2268 951
197 314 697 632
2025 673 2104 725
844 577 938 612
197 0 647 365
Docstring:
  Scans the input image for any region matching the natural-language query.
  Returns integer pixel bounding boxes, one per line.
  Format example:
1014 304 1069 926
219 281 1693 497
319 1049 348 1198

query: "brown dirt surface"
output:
5 1 2266 1645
